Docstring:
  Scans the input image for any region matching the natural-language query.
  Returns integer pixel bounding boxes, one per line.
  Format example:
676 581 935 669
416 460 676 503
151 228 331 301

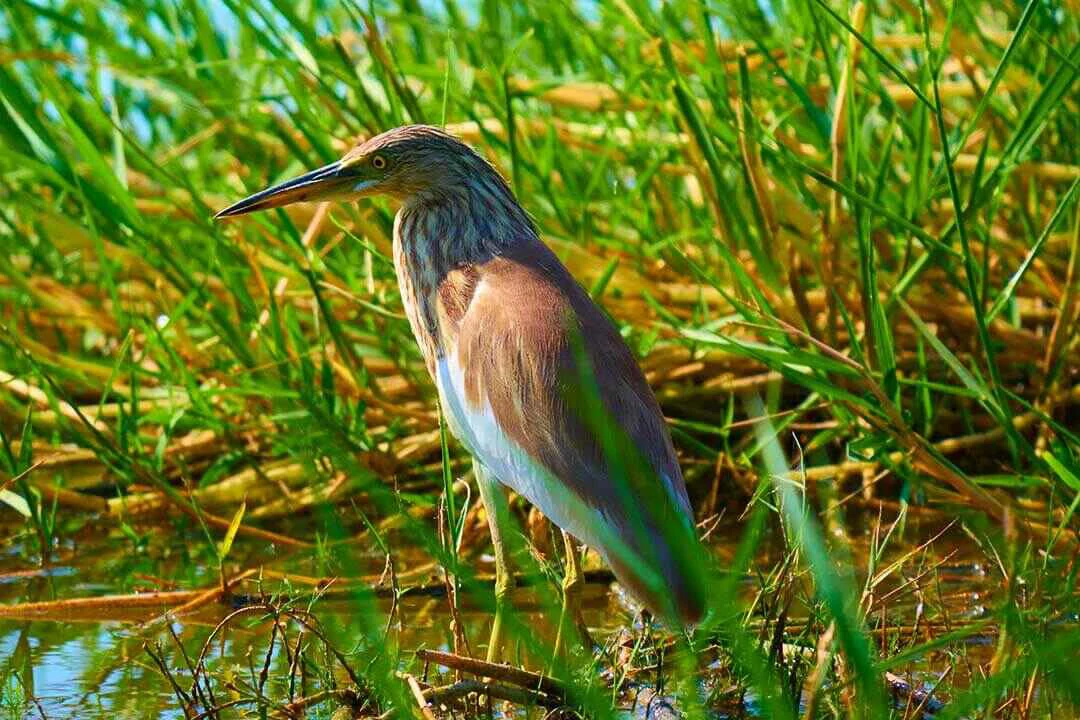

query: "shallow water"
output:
0 506 999 719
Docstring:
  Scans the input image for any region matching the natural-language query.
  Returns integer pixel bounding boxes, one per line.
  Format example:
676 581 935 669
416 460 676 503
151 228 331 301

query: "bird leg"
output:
553 530 590 658
475 462 514 664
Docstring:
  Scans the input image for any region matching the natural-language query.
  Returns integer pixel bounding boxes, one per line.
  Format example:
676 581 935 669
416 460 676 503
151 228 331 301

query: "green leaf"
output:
899 300 995 410
219 501 246 560
987 177 1078 322
1042 450 1080 492
0 488 31 518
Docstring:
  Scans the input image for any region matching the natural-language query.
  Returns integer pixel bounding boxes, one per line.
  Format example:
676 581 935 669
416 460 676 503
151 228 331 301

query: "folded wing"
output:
435 237 705 623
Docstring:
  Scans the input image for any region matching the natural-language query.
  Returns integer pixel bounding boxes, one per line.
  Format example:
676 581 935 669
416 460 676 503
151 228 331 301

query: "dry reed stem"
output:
406 673 438 720
800 622 836 720
426 680 561 711
29 480 109 513
823 1 866 343
277 688 363 717
0 370 109 432
416 649 565 700
637 29 1013 67
792 382 1080 485
0 590 206 619
151 568 260 623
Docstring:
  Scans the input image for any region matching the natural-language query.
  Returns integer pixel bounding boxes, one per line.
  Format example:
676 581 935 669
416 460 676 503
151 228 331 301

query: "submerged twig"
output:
416 649 566 701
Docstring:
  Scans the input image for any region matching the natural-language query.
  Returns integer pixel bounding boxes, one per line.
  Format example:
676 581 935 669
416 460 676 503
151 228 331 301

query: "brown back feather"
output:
442 236 705 623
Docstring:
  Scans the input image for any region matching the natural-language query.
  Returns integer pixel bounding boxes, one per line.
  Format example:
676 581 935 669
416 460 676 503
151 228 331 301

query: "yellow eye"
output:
371 155 387 170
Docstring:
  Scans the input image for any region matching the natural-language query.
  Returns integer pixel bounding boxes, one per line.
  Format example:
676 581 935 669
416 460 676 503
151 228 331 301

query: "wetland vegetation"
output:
0 0 1078 717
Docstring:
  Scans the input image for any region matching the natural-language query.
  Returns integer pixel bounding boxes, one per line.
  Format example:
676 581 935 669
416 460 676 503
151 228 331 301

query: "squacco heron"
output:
217 125 706 659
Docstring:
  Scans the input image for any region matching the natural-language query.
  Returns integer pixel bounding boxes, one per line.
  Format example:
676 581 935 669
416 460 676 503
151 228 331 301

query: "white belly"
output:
435 354 613 556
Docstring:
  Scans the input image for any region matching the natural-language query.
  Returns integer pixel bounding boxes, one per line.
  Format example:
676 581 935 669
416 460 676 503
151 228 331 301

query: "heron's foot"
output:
475 462 516 664
552 531 592 659
486 569 514 664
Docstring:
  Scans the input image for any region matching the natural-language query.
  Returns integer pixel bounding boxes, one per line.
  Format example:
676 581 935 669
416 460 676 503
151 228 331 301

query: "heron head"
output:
215 125 483 218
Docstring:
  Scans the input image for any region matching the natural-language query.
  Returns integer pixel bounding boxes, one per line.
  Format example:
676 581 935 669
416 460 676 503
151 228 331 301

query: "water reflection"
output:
0 512 997 718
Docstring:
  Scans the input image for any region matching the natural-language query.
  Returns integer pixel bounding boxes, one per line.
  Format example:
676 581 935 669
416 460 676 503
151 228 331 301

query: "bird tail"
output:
604 511 708 626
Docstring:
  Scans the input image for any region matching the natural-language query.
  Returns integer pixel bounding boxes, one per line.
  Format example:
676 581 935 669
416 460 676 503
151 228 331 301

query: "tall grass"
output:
0 0 1078 717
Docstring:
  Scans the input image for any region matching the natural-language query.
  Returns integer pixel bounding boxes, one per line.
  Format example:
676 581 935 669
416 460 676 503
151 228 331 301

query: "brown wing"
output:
440 237 705 623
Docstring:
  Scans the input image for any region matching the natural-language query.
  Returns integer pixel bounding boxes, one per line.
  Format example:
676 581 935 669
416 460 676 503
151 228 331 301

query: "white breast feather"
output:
436 353 616 557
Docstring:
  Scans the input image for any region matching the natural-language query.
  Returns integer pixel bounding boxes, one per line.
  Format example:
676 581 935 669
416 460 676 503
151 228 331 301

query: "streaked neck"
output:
396 172 535 271
390 172 535 366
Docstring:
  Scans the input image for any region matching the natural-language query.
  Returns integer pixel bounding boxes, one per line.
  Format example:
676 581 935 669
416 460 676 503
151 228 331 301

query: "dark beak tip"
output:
213 203 253 220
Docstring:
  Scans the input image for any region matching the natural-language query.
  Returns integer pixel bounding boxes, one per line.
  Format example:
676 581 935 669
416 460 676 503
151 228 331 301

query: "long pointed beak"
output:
215 161 362 218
